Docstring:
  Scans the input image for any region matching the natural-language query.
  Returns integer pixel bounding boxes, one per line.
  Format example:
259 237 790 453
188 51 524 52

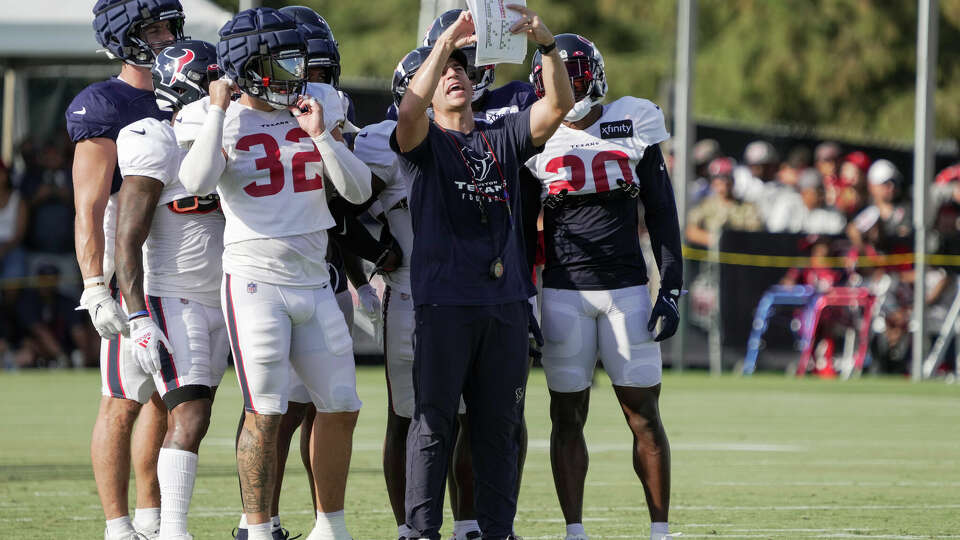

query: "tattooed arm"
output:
116 175 163 316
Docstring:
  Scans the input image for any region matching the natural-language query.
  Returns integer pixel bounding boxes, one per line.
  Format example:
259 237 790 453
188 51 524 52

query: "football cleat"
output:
218 8 307 109
93 0 186 67
104 531 150 540
273 527 302 540
565 535 589 540
135 524 159 540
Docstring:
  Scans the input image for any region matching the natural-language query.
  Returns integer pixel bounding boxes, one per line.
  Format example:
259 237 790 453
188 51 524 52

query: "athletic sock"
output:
454 520 481 539
398 524 412 538
157 448 198 538
133 507 161 535
651 522 669 540
566 523 587 538
238 513 248 530
247 521 273 540
308 510 350 540
105 516 135 539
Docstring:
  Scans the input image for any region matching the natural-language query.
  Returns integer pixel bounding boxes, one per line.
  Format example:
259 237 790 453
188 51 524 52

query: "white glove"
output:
356 284 382 317
356 284 383 346
77 283 127 339
128 316 172 375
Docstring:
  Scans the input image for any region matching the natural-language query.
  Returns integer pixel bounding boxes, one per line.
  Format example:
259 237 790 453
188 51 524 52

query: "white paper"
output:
466 0 528 65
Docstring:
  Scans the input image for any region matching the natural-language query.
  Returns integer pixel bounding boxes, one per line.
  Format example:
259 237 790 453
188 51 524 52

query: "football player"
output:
67 1 185 537
352 46 428 540
114 41 226 540
175 8 370 540
524 34 682 540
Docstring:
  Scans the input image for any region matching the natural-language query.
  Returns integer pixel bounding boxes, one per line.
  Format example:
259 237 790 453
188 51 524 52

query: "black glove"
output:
647 288 680 342
374 238 403 274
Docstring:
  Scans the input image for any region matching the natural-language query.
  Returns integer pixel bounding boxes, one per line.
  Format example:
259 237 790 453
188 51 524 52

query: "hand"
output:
78 284 128 339
647 288 681 342
375 240 403 274
506 4 554 46
439 10 477 50
208 78 237 110
356 284 382 317
128 316 172 374
289 96 326 138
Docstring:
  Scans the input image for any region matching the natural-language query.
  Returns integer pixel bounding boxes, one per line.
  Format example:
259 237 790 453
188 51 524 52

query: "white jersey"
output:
353 119 413 294
117 117 224 307
525 96 669 199
175 83 345 287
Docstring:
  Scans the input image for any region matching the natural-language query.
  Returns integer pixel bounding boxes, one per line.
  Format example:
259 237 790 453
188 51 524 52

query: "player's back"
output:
526 96 670 290
118 117 224 307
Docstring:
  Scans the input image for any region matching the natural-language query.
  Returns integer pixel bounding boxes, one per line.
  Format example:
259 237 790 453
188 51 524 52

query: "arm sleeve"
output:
312 130 371 204
116 120 178 185
637 145 683 292
178 105 226 196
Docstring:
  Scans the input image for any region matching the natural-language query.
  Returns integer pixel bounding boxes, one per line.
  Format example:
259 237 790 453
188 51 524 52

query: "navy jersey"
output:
65 78 171 194
526 97 681 292
473 80 537 123
390 109 539 306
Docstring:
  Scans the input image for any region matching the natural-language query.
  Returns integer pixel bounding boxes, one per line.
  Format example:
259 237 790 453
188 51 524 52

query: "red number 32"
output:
544 150 633 195
235 128 324 197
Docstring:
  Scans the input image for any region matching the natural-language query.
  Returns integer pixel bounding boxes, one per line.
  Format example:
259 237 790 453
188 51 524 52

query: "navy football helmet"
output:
218 8 307 109
391 47 433 107
279 6 341 88
152 40 222 112
93 0 186 67
530 33 607 101
423 9 496 102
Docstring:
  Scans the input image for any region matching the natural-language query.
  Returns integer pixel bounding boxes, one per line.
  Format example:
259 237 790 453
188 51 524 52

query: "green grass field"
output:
2 367 959 539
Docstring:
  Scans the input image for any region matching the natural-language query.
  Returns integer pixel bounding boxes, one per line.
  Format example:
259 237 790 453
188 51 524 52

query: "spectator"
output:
932 161 960 211
14 264 92 368
847 159 911 253
776 145 812 188
690 138 721 205
869 307 911 375
814 141 842 204
774 169 846 234
686 157 763 247
0 160 28 284
781 236 844 293
734 140 805 232
20 143 78 294
833 150 871 217
934 173 960 255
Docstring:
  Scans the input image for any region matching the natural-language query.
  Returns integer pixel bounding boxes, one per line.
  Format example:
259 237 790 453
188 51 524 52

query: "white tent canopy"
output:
0 0 232 60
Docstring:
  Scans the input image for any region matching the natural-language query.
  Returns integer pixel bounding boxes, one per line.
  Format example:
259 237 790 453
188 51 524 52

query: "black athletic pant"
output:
405 301 530 540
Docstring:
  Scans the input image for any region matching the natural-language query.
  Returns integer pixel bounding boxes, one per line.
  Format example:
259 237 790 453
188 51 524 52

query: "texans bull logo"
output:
158 48 196 87
460 145 495 183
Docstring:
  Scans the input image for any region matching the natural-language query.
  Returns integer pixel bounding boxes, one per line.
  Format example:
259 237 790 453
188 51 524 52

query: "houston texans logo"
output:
158 48 196 87
460 146 494 182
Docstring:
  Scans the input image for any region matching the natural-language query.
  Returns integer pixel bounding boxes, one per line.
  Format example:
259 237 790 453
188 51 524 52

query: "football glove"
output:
129 316 172 375
374 239 403 274
647 288 681 342
356 284 383 345
77 283 128 339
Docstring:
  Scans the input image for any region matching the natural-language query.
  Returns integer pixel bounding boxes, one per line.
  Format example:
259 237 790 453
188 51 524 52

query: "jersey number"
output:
235 128 324 197
544 151 633 195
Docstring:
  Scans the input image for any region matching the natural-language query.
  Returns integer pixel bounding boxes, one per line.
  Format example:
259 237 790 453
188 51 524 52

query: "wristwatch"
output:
537 40 556 54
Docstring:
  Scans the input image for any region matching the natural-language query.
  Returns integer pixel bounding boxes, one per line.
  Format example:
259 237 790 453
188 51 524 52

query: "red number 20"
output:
235 128 324 197
544 151 634 195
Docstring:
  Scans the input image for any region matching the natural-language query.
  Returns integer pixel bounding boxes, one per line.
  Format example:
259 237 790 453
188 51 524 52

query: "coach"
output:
391 6 573 539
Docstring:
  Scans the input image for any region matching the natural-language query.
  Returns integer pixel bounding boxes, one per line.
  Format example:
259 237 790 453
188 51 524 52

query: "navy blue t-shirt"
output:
390 109 539 306
65 77 171 194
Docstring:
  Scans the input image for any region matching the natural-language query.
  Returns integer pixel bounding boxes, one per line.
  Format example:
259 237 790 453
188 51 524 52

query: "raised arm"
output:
178 79 233 196
507 5 574 147
395 11 477 152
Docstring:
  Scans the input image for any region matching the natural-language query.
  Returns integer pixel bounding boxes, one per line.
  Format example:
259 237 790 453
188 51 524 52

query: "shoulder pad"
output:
173 97 212 146
606 96 669 147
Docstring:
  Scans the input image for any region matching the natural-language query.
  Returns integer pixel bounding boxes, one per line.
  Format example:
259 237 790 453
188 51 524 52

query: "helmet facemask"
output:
459 46 496 103
245 51 307 109
128 12 186 67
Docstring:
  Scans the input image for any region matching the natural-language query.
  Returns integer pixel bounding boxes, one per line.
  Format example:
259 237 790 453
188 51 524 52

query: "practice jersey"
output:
117 118 224 307
474 81 538 123
354 119 413 293
526 96 680 291
175 84 345 286
66 77 172 194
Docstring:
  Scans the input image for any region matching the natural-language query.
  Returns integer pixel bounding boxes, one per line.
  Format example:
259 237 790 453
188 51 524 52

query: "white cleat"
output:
652 533 682 540
136 525 160 540
104 531 149 540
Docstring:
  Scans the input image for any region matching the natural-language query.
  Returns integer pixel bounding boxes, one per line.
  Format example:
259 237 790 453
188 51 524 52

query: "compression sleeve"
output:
328 197 390 264
178 105 226 196
312 130 372 204
637 145 683 291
